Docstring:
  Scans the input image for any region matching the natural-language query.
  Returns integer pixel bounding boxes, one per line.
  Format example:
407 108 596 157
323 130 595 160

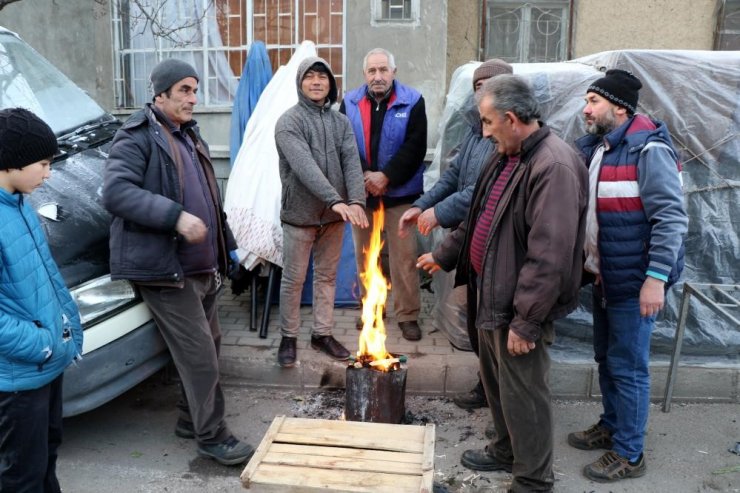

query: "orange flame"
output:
357 205 392 370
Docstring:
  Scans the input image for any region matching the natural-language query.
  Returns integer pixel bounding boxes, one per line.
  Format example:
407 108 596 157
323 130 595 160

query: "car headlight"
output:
70 275 141 326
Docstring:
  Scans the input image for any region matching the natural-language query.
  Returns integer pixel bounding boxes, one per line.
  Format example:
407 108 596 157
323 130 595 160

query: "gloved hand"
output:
227 250 241 279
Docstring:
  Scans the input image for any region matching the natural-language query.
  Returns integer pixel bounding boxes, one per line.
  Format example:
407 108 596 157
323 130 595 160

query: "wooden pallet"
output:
240 416 435 492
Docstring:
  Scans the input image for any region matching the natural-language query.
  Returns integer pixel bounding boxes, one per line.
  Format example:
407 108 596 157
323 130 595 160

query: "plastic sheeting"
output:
229 41 273 168
225 40 317 272
428 50 740 356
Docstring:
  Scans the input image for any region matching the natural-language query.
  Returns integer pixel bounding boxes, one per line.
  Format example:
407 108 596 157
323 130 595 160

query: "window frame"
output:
715 0 740 50
371 0 421 27
482 0 571 63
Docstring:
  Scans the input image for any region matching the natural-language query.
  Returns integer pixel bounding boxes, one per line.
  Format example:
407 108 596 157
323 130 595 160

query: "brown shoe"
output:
583 451 646 482
568 423 613 450
399 321 421 341
310 335 350 360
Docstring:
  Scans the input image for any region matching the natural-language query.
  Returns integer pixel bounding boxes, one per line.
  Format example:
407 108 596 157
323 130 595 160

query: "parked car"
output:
0 27 170 416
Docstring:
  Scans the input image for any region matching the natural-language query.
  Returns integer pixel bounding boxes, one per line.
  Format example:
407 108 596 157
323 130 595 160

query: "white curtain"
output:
125 0 235 106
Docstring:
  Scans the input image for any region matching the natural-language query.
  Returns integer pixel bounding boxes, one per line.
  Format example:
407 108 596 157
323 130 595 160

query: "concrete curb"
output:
218 345 740 404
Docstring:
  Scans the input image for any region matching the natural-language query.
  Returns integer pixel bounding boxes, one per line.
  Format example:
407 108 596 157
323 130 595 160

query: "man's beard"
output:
585 108 618 136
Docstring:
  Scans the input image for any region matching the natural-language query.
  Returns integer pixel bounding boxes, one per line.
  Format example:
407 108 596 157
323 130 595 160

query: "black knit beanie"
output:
587 69 642 114
150 58 200 96
0 108 58 170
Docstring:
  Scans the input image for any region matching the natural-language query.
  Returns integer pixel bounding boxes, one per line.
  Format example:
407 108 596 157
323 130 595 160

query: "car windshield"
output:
0 30 108 135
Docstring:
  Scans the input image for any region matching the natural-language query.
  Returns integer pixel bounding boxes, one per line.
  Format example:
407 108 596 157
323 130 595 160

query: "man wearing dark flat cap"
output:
568 69 688 483
103 58 253 466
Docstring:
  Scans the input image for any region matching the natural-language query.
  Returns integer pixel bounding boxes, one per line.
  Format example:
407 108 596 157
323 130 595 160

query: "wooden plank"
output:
261 450 422 475
421 423 436 471
240 415 285 487
281 417 425 443
420 423 436 492
268 442 422 464
250 463 421 492
274 431 424 454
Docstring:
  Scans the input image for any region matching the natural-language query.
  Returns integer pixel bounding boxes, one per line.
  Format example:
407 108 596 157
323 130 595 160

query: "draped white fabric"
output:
224 40 318 271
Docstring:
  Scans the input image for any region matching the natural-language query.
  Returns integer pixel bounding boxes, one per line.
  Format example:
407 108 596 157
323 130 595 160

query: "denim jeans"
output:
593 287 656 460
0 374 64 493
280 221 344 338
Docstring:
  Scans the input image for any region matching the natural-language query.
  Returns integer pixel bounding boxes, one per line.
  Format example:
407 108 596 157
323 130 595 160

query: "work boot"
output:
583 451 646 482
567 423 613 450
277 336 297 367
197 435 255 466
174 418 195 439
453 380 488 409
460 446 513 472
399 321 422 341
311 335 350 360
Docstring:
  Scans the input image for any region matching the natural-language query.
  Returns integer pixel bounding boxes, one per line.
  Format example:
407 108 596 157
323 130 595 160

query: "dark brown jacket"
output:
434 124 587 342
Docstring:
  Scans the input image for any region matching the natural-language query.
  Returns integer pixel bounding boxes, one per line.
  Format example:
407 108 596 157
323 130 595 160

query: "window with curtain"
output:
484 0 570 63
716 0 740 50
111 0 345 108
371 0 419 25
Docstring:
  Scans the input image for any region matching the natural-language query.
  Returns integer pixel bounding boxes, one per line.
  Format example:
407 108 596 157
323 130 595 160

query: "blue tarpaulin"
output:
229 41 272 167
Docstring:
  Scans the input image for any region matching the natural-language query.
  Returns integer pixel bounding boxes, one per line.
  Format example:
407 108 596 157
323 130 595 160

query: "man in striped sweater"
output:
568 69 688 483
418 75 588 492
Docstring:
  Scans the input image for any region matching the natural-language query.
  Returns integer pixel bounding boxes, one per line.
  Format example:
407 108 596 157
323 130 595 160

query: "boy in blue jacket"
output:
0 108 83 492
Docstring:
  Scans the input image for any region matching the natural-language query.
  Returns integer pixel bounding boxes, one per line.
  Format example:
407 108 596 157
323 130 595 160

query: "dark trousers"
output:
479 326 554 492
139 274 230 446
0 374 64 493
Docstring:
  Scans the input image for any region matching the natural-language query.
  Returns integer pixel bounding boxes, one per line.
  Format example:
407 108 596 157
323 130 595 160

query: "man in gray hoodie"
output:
274 57 368 367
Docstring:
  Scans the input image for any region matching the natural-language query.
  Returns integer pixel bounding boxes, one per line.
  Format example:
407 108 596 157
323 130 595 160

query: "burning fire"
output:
356 205 393 370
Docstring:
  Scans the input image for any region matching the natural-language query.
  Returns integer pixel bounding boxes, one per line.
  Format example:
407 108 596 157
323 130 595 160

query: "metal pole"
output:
662 283 693 412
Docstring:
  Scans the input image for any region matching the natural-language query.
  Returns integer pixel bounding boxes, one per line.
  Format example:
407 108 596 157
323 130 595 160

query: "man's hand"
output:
176 211 207 243
416 252 441 274
364 171 389 197
507 329 536 357
398 207 422 238
417 208 440 236
332 203 369 228
640 276 665 317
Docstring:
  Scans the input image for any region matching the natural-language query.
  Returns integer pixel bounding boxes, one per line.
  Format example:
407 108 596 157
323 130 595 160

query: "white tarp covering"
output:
224 41 318 271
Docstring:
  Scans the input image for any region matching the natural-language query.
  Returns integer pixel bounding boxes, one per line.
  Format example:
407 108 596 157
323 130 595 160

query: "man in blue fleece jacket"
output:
568 69 688 483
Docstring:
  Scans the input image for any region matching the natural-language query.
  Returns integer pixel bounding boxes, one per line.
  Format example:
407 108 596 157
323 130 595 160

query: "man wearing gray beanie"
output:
103 59 253 466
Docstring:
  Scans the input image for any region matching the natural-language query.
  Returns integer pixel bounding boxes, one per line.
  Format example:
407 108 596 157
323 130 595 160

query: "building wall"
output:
0 0 116 111
344 0 447 146
572 0 717 57
446 0 481 86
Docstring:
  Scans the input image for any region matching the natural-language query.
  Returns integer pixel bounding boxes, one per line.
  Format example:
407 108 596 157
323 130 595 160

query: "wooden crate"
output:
240 416 435 492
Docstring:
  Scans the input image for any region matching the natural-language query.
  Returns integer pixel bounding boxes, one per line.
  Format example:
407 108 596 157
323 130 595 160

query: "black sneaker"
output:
399 321 422 341
453 380 488 409
278 336 297 367
197 435 255 466
174 418 195 439
310 335 350 360
460 447 513 472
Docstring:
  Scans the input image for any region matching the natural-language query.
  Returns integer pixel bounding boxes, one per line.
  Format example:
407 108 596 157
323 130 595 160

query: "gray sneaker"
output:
197 435 255 466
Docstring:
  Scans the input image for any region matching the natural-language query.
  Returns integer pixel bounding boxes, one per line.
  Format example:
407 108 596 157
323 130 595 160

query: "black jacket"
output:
103 105 236 284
